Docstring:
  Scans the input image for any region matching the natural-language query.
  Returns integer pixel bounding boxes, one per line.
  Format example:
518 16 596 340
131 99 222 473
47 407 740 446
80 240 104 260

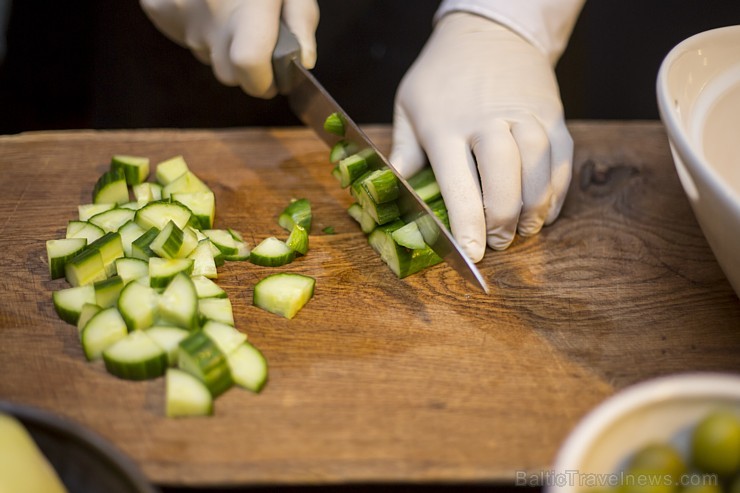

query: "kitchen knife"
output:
272 23 489 294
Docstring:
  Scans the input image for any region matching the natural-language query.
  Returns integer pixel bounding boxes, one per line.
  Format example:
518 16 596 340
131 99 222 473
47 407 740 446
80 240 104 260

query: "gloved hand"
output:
140 0 319 98
390 12 573 262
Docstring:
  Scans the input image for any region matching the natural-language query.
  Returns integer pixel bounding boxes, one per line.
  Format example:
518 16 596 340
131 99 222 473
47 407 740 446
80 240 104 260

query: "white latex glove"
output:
140 0 319 98
390 12 573 262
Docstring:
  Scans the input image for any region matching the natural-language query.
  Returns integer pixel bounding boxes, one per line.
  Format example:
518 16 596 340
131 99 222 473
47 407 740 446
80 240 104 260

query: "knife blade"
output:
272 23 489 294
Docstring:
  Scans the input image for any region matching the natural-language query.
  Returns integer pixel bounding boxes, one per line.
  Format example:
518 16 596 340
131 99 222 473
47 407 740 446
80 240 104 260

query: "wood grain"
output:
0 122 738 488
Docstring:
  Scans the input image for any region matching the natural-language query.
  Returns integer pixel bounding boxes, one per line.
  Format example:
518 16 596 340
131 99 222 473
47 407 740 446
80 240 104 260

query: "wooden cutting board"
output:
0 122 738 488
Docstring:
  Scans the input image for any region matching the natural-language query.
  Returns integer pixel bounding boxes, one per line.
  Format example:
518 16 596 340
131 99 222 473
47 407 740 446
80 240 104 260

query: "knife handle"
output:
272 21 302 95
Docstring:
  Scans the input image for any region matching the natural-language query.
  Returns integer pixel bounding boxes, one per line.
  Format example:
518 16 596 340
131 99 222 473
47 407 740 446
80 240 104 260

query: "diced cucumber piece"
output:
103 330 167 380
178 330 233 397
347 202 377 234
249 237 294 267
88 207 136 233
149 257 194 289
65 247 107 287
150 220 184 259
78 203 116 222
117 220 146 257
285 224 308 256
408 167 441 204
227 228 244 242
118 201 143 211
329 139 358 164
76 303 102 334
202 320 246 355
165 368 213 417
52 284 96 325
368 221 443 278
93 275 124 308
159 272 199 331
80 307 128 361
323 111 345 136
338 153 368 188
172 191 215 230
227 341 268 393
130 226 160 260
162 171 211 199
88 231 124 277
354 183 400 226
428 197 450 229
198 297 234 326
117 280 159 331
191 275 227 299
361 168 399 204
132 182 163 204
278 198 312 232
93 169 129 205
155 155 189 185
146 325 190 366
110 155 150 185
46 237 87 279
188 239 219 278
221 240 250 262
202 229 239 255
66 220 104 244
253 273 315 319
115 257 149 284
135 200 193 231
391 221 426 250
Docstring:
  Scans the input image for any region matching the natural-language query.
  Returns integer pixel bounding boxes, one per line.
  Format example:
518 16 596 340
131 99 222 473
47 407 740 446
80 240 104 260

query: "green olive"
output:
629 443 687 483
678 482 722 493
728 474 740 493
619 467 677 493
690 411 740 477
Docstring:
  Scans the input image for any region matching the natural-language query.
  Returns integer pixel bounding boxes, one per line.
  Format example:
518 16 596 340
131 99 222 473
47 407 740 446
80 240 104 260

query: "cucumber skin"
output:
103 349 168 381
368 221 443 279
178 331 234 397
92 169 129 205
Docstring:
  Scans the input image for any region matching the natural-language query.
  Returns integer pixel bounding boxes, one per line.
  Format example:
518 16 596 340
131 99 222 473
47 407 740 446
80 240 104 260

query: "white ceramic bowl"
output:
657 25 740 299
546 373 740 493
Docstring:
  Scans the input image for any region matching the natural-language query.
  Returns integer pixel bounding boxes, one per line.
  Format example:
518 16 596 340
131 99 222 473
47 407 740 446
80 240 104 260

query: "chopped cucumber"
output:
132 182 162 204
88 207 135 234
178 330 233 397
93 275 124 308
135 200 193 231
338 153 369 188
323 111 346 136
117 220 146 257
77 303 102 334
115 257 149 285
65 247 107 287
188 239 219 278
103 329 168 380
118 280 159 331
165 368 213 417
111 155 150 185
150 220 185 259
162 171 211 199
202 229 239 255
202 320 247 355
285 224 308 256
391 221 426 250
191 275 227 299
408 167 441 203
368 220 443 278
88 231 124 277
278 198 312 232
46 237 87 279
329 140 358 164
66 220 104 244
149 257 194 289
130 226 160 260
93 169 129 205
172 191 215 230
158 272 199 331
199 297 234 326
227 341 268 393
146 325 190 366
362 168 399 204
220 240 250 262
53 284 96 325
249 237 294 267
253 273 315 319
80 307 128 361
347 202 377 234
78 203 116 222
155 155 189 185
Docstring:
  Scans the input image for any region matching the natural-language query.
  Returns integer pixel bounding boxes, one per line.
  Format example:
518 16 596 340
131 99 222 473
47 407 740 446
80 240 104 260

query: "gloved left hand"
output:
140 0 319 98
390 12 573 262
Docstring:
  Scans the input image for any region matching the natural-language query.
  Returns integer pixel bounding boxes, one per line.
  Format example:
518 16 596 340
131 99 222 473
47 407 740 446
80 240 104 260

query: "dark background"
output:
2 1 740 135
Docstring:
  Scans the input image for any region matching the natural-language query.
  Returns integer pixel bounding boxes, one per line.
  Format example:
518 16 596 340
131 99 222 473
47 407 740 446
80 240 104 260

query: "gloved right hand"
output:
140 0 319 99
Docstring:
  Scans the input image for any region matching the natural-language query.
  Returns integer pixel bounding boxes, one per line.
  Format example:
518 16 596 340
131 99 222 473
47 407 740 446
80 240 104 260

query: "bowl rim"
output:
552 372 740 477
656 24 740 217
0 400 157 493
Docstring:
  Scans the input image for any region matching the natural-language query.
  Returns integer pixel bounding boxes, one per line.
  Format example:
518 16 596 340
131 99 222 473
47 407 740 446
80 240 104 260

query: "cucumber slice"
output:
65 247 107 287
158 272 199 331
93 275 124 308
88 231 124 277
188 239 219 277
178 330 233 397
191 275 227 299
132 182 163 204
115 257 149 285
162 171 211 199
92 169 129 205
221 240 251 262
165 368 213 417
130 226 160 260
249 237 294 267
328 139 358 164
146 325 189 366
88 207 135 234
103 329 167 380
150 220 184 259
390 221 426 250
52 284 96 324
227 341 268 393
198 297 234 326
354 183 400 226
46 237 87 279
368 221 443 278
118 201 143 211
278 198 312 232
408 167 441 204
338 153 368 188
117 280 159 331
253 273 315 319
155 155 189 185
80 307 128 361
285 224 308 256
202 320 247 355
135 200 193 231
78 203 116 222
76 303 102 334
149 257 194 289
201 229 239 256
66 220 104 244
323 112 345 136
110 155 150 185
361 168 399 204
172 191 215 229
347 202 377 234
117 220 146 257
